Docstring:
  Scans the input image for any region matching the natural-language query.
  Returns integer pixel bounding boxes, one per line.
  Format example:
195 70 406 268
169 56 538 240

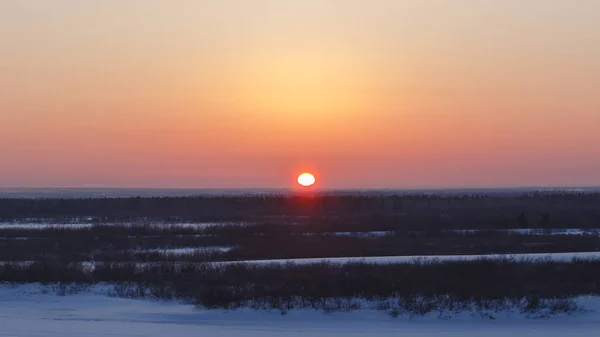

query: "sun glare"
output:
297 173 316 187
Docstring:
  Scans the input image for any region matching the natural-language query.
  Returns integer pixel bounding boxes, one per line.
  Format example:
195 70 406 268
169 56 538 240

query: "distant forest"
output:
1 192 600 230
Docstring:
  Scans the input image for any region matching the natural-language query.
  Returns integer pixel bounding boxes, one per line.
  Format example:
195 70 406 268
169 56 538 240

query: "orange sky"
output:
1 1 599 188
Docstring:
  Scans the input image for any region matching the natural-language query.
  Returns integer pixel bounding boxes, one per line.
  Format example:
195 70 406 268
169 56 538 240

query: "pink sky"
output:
1 1 599 188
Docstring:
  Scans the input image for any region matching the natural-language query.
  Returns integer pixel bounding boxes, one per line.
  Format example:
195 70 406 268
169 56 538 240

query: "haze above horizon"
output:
1 1 599 189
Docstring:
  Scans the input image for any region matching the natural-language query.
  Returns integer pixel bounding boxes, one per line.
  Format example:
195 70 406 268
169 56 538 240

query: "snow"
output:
222 252 600 266
0 284 599 336
4 252 600 273
333 231 393 237
0 222 246 230
452 228 600 236
141 222 248 229
0 223 93 229
301 231 393 237
303 229 600 238
134 246 233 255
0 236 31 240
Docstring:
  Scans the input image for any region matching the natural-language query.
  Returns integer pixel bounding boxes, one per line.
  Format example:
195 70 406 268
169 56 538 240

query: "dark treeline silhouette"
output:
0 258 597 315
0 225 599 262
1 192 600 231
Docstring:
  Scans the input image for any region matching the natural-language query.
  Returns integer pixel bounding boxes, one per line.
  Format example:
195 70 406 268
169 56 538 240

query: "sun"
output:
297 173 316 187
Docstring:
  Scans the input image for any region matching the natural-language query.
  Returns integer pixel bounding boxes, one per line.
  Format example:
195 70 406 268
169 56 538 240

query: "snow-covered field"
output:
1 222 597 237
302 231 393 237
452 228 600 236
0 223 94 229
0 284 599 337
4 251 599 271
133 246 234 255
223 252 600 266
0 222 246 230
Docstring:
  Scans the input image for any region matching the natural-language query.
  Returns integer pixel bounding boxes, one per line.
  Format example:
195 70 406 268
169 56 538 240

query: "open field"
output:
1 284 600 336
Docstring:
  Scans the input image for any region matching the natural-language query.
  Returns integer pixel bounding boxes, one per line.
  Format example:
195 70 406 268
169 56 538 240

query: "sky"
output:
1 1 599 189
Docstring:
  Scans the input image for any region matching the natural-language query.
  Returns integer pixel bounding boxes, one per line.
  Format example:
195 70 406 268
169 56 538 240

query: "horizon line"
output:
1 186 599 191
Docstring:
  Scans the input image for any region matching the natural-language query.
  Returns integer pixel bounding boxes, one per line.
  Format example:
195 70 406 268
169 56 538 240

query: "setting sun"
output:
297 173 316 187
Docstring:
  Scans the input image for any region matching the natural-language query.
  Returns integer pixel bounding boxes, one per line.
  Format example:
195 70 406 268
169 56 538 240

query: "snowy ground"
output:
303 231 393 237
222 251 600 266
0 221 246 230
0 223 94 229
5 251 599 269
451 228 600 236
133 246 234 255
1 222 598 236
0 285 599 336
303 229 600 237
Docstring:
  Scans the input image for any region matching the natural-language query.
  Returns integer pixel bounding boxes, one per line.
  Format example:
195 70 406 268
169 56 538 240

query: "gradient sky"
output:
1 1 599 189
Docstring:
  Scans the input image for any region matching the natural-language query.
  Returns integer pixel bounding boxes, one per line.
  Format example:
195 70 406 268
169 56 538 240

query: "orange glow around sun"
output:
297 173 316 187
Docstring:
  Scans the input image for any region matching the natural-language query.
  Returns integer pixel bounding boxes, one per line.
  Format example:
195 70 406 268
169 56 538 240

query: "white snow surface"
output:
0 223 94 229
0 284 599 336
134 246 233 255
0 222 246 230
452 228 600 236
332 231 393 237
223 252 600 266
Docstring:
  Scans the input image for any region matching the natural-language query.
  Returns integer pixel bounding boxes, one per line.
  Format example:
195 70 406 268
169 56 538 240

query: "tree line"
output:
1 193 600 230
